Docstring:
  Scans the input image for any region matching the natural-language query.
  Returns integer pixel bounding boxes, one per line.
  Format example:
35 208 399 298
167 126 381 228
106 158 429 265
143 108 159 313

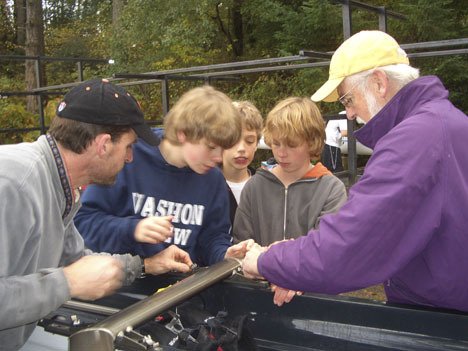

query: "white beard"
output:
363 90 384 119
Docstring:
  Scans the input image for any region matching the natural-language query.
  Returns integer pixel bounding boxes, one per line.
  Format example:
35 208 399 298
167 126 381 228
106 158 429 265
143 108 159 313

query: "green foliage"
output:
0 2 15 54
0 78 46 144
0 0 467 143
43 0 112 27
391 0 464 42
43 1 113 84
109 0 225 73
423 56 468 112
0 99 38 144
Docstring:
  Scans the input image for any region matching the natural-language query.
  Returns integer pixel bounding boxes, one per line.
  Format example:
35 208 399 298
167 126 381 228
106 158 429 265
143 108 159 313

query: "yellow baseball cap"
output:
311 30 409 102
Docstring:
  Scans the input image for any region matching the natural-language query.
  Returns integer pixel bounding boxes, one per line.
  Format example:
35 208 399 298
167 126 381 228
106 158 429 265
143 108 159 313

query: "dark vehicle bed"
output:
40 261 468 351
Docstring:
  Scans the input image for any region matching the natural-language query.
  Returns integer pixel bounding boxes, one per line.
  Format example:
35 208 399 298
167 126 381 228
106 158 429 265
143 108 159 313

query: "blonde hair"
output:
163 85 242 149
232 101 263 141
263 97 325 160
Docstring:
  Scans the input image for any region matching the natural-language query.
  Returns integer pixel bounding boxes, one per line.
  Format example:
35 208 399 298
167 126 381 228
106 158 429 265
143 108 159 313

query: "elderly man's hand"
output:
144 245 193 275
241 243 267 279
271 284 303 307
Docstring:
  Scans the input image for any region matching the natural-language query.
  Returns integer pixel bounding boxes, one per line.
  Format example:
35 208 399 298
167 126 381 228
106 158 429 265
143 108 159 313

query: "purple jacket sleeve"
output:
258 117 443 294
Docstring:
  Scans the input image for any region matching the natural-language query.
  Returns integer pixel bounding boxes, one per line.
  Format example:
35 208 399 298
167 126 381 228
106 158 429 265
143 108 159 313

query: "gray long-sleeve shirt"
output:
0 135 140 350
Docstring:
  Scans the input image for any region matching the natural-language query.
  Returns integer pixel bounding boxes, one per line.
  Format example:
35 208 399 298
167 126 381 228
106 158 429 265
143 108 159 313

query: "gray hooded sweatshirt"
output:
233 162 347 246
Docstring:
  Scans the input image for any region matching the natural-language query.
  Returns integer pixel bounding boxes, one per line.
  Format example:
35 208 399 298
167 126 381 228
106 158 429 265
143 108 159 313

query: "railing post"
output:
77 61 84 81
161 77 170 115
35 57 46 135
378 6 388 32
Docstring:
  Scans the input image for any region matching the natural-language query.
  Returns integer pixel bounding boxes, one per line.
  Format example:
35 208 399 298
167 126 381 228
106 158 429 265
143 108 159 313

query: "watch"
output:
139 257 146 278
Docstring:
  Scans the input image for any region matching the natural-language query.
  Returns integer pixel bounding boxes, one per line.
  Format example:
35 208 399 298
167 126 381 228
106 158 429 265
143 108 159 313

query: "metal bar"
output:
31 72 239 92
34 58 47 135
135 55 309 76
408 48 468 58
323 114 347 121
347 119 357 185
62 300 120 316
342 0 352 39
114 73 238 82
161 78 169 115
332 0 406 19
194 50 468 76
117 79 161 87
34 58 42 89
29 38 468 93
191 61 331 77
38 95 46 135
378 7 387 32
0 91 66 97
299 50 333 59
77 61 84 82
0 54 108 63
69 258 241 351
0 127 42 134
400 38 468 50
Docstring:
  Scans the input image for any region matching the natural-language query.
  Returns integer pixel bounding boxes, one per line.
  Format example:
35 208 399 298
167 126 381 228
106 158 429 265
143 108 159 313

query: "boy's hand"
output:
135 215 174 244
224 239 255 259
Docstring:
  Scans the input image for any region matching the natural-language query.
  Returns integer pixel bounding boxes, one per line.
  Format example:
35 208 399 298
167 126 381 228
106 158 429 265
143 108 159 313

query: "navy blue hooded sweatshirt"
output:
74 130 232 266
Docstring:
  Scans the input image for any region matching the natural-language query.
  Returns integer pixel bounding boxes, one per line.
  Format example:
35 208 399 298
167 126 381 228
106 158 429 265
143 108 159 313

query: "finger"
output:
177 252 193 266
169 246 192 265
273 290 286 307
245 239 255 250
146 217 174 232
285 290 296 303
137 233 168 245
170 262 191 273
146 222 173 237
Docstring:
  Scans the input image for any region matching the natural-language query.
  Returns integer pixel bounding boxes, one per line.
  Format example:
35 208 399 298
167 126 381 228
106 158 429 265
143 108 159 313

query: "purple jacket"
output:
258 76 468 312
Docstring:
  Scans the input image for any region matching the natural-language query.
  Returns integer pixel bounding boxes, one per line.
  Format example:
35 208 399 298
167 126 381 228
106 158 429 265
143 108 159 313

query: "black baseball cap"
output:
56 78 160 146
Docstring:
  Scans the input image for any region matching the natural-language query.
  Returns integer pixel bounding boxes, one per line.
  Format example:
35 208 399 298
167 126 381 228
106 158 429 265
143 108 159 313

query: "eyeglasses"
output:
338 80 361 108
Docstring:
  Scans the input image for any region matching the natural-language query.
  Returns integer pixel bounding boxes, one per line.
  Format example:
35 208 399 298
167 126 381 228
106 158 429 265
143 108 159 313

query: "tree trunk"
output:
25 0 44 113
14 0 26 48
0 0 11 51
231 0 243 57
213 1 244 59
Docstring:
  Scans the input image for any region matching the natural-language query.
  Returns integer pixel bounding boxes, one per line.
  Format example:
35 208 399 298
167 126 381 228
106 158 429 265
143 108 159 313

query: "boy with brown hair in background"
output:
221 101 263 226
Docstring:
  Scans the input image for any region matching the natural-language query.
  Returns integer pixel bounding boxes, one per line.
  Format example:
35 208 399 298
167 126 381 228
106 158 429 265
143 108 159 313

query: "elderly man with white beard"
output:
242 30 468 312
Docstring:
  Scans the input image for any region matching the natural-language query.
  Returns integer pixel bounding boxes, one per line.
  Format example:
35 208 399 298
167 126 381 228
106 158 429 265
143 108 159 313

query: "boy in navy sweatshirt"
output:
75 86 252 266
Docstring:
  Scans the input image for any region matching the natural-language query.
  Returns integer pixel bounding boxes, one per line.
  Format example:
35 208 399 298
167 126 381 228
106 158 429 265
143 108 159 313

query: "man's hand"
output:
271 284 303 307
135 215 174 244
242 243 266 279
63 255 124 301
225 239 255 259
144 245 193 275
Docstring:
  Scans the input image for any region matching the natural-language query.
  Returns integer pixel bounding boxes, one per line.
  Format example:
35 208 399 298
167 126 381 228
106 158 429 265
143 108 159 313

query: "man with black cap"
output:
0 78 193 350
242 31 468 312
